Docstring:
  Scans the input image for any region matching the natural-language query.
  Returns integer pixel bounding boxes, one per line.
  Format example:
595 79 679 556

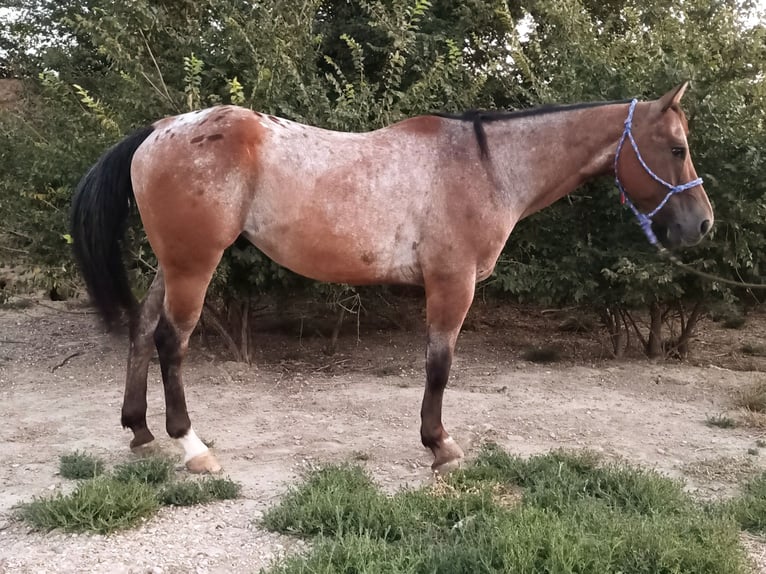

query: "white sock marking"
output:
177 428 208 463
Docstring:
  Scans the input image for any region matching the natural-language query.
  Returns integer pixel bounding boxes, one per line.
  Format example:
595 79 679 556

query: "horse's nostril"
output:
700 219 712 235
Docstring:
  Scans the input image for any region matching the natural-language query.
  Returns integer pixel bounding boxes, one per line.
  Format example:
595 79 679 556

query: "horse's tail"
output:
70 126 155 328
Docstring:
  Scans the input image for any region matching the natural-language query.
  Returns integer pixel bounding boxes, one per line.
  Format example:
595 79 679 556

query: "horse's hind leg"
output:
121 270 165 448
154 257 223 473
420 273 476 473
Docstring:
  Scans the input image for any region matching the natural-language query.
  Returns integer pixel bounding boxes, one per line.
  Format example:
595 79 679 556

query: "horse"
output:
70 82 713 474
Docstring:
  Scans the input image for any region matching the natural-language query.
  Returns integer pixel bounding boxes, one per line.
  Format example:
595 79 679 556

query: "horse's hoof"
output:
185 451 222 474
430 436 465 475
432 456 464 475
129 428 156 449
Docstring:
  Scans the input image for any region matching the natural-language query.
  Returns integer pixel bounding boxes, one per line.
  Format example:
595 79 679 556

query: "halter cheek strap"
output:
614 99 704 245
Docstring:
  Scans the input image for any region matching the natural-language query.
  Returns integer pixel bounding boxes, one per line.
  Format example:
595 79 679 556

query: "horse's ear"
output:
657 81 689 112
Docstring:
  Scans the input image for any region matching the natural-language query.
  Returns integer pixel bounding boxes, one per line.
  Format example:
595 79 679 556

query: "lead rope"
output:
615 99 766 289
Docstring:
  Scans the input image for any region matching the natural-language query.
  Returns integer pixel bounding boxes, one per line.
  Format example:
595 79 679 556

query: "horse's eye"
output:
671 146 686 159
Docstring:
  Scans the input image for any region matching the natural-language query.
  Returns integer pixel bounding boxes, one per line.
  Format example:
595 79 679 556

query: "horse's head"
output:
615 82 713 249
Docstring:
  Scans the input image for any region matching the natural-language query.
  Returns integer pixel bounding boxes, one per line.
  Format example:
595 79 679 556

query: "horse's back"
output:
130 106 500 286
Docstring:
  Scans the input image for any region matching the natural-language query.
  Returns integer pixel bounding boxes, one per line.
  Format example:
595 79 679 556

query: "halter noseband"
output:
614 99 704 246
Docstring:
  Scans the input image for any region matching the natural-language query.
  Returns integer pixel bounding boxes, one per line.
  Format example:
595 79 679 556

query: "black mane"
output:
435 99 631 159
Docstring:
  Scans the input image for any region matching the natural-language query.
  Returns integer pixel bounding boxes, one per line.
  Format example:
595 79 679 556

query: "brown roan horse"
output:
71 82 713 473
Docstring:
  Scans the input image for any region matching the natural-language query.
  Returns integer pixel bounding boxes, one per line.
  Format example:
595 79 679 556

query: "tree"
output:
1 0 764 359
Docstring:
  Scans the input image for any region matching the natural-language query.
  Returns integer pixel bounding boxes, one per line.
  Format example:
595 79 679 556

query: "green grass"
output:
262 446 754 574
724 474 766 533
159 477 241 506
202 476 241 500
113 457 174 485
18 477 159 534
59 451 105 479
18 453 241 533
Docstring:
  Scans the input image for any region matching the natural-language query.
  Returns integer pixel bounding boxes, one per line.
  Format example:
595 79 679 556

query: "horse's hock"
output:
0 79 23 109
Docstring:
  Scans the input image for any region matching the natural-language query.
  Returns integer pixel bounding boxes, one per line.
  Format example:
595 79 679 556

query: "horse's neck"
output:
484 104 627 219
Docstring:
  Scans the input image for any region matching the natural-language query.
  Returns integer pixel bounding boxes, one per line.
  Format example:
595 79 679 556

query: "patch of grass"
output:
156 476 243 507
17 477 158 534
706 414 738 429
113 457 174 485
59 451 105 480
202 476 241 500
263 446 750 573
734 381 766 413
723 473 766 533
19 456 242 534
522 345 562 364
158 481 208 506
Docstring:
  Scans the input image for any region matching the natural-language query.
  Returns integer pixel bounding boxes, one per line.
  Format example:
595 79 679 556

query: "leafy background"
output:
1 0 764 357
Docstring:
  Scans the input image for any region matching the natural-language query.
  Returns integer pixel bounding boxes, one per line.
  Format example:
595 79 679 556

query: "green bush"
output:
18 477 159 534
1 0 764 354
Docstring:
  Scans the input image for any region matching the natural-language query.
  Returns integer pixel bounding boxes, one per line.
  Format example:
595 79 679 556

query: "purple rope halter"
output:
614 99 704 246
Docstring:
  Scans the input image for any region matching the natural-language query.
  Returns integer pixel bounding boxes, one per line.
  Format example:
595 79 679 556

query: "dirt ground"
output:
1 297 766 573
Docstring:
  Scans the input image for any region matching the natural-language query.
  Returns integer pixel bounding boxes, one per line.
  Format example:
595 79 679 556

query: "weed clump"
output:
59 451 105 479
113 457 174 485
18 477 158 534
18 453 241 534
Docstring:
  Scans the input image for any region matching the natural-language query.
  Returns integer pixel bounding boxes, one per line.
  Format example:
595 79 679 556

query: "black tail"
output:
70 126 155 328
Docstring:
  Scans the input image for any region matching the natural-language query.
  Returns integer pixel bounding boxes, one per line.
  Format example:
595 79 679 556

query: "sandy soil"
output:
1 299 765 573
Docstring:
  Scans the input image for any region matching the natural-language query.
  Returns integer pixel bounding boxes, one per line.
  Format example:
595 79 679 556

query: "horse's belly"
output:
243 222 423 286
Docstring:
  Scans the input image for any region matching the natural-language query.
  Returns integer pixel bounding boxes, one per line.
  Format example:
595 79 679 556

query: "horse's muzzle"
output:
652 218 713 249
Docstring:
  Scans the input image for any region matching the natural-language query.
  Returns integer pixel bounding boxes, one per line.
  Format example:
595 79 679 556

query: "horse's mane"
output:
435 99 631 159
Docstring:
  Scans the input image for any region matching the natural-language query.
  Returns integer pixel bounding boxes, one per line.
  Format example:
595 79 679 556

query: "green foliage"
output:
722 473 766 533
17 476 159 534
18 453 242 533
489 0 766 325
158 476 241 506
59 451 105 480
200 476 242 500
158 480 209 507
263 446 750 573
113 457 174 485
0 0 764 345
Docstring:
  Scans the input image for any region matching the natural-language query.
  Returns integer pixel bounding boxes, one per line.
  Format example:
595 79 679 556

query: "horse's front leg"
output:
420 273 476 473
